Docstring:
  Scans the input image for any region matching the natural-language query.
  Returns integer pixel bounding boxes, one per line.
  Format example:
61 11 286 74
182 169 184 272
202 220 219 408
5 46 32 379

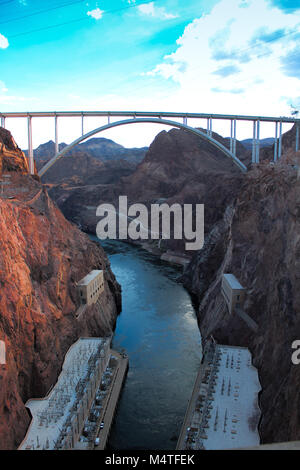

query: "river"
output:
91 238 202 450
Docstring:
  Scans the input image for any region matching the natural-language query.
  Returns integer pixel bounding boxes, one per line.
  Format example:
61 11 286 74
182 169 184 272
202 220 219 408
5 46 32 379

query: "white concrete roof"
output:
189 345 261 450
19 338 107 450
77 270 103 286
223 273 245 290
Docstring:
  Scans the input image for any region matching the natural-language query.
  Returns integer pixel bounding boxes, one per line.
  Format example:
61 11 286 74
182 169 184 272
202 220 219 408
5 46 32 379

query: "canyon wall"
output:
0 128 121 449
183 126 300 443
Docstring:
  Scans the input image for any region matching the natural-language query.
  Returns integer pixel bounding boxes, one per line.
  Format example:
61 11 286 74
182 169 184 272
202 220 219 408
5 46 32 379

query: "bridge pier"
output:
278 121 282 158
207 117 212 137
81 113 84 136
27 116 34 175
296 125 299 152
1 116 5 128
233 119 237 156
274 122 278 161
55 115 59 155
256 120 260 163
251 120 260 164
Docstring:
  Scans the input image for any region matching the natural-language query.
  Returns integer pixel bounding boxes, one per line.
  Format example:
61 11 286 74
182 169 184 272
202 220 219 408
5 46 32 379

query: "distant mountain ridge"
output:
240 137 275 150
24 137 148 167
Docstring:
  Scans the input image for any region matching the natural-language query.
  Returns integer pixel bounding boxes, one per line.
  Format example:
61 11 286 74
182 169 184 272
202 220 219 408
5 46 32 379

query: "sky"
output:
0 0 300 149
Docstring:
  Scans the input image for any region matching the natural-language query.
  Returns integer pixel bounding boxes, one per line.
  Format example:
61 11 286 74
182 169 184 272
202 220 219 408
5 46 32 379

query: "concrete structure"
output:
177 339 261 450
2 111 299 175
75 351 129 450
222 273 246 314
19 337 111 450
77 270 104 306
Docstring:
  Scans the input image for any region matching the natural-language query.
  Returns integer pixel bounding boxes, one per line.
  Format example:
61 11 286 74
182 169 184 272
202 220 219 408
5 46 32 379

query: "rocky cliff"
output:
0 128 121 449
0 127 29 174
183 128 300 443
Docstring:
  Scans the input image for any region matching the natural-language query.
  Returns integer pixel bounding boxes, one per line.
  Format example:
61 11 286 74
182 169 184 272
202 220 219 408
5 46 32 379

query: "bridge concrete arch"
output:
38 117 248 177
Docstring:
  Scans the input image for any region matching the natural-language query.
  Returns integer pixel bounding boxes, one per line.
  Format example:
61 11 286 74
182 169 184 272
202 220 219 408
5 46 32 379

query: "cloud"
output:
212 86 246 94
0 34 9 49
268 0 300 13
87 7 104 20
281 47 300 78
145 0 300 117
213 65 241 77
0 80 8 93
137 2 178 20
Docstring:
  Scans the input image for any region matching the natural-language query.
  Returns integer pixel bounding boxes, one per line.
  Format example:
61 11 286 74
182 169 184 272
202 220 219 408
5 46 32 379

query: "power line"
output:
6 0 163 39
0 0 88 26
0 0 15 5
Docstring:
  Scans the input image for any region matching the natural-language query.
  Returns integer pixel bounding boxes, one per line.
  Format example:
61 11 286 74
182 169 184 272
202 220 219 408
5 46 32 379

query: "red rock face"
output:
0 127 30 175
0 145 121 449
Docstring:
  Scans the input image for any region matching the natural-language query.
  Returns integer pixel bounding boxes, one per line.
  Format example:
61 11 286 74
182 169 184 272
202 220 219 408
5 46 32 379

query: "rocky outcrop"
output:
183 147 300 443
0 137 121 449
0 127 29 174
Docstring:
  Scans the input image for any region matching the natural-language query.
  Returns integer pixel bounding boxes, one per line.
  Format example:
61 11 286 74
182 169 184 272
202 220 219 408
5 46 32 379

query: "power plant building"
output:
77 270 104 306
19 338 111 450
221 274 246 314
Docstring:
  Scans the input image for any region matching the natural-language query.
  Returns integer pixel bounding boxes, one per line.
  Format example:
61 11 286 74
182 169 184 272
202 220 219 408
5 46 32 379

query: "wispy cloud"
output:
137 2 178 20
211 86 246 94
87 7 104 20
281 46 300 78
0 80 8 93
213 65 241 77
0 34 9 49
269 0 300 13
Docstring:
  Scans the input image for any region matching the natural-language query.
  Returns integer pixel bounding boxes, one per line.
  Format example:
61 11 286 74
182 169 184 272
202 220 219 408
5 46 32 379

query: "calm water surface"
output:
91 238 202 450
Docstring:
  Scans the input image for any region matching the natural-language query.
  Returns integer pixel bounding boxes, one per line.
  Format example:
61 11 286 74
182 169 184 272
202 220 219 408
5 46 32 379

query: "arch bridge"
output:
0 111 299 176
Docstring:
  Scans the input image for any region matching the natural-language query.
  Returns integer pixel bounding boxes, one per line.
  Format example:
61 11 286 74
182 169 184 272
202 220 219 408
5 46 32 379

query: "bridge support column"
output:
1 116 5 128
230 120 233 153
107 114 110 125
183 117 187 126
256 120 260 163
251 120 260 163
27 116 34 175
207 117 212 136
233 119 237 156
296 125 299 152
274 121 278 161
55 115 59 155
81 113 84 136
278 121 282 158
252 121 256 164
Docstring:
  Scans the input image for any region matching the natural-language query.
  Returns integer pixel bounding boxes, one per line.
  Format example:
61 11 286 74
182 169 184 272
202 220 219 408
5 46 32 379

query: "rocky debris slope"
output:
0 129 121 449
183 149 300 444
